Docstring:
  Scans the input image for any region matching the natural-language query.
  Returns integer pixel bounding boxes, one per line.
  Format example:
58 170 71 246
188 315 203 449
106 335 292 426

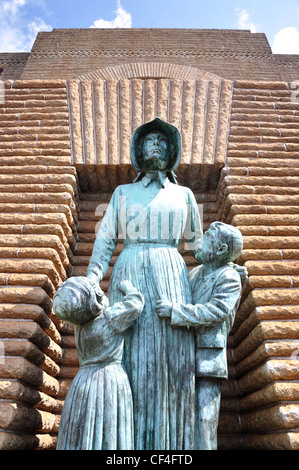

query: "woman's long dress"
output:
87 175 203 450
56 290 144 450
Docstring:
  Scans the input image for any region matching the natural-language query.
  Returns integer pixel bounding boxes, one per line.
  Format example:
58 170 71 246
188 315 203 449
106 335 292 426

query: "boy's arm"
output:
157 271 241 328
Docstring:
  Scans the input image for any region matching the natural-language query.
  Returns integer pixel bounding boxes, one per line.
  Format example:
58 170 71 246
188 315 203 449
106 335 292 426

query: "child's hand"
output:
119 280 134 295
156 300 172 318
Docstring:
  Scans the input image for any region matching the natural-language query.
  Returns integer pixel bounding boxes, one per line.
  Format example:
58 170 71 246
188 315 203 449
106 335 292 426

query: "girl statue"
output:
53 276 144 450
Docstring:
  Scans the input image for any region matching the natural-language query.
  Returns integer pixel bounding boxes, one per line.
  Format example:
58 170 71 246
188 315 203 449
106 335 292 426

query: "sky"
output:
0 0 299 54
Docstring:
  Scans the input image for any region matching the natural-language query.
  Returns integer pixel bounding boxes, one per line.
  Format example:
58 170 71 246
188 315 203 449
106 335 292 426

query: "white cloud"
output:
90 0 132 29
272 27 299 54
0 0 52 52
235 8 258 33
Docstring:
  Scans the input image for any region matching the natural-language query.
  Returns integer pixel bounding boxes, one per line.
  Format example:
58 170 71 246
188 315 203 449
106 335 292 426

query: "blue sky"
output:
0 0 299 53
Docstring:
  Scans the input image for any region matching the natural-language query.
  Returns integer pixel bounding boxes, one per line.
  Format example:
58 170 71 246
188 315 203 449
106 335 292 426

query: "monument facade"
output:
0 29 299 450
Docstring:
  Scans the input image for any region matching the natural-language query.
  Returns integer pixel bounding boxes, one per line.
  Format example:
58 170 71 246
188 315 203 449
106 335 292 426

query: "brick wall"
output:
67 75 233 192
217 79 299 449
19 29 299 82
0 79 77 449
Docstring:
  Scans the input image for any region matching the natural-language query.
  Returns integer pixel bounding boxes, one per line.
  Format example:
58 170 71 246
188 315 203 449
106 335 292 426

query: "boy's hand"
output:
156 299 172 318
119 280 134 295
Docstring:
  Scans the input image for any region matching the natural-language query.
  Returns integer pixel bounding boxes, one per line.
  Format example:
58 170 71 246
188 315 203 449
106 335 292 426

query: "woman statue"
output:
87 117 203 450
53 276 144 450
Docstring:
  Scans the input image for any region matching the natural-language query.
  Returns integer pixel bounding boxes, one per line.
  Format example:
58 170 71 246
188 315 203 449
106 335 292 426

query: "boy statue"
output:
156 221 244 450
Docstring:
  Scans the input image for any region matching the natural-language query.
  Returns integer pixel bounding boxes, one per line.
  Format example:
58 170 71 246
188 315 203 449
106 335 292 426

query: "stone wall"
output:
0 72 299 450
217 79 299 449
16 29 299 82
0 79 77 449
67 70 233 192
0 53 30 81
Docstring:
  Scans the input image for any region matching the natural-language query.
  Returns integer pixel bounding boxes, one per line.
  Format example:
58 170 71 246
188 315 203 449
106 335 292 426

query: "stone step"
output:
227 150 299 159
232 304 299 342
236 225 299 236
237 360 299 396
0 400 60 434
235 340 299 377
0 149 71 157
0 165 76 176
228 142 299 152
0 173 76 187
232 94 293 103
227 157 299 168
0 246 68 280
232 100 299 110
230 121 299 130
0 203 77 228
239 404 299 435
223 193 299 206
0 100 68 109
233 88 293 97
0 155 71 166
231 113 299 123
0 223 75 251
0 184 76 200
0 134 70 142
229 135 299 144
0 301 61 339
239 249 299 263
4 86 66 94
0 335 60 375
0 233 72 266
228 205 299 221
224 175 299 187
233 319 299 363
226 167 299 177
9 79 66 89
0 111 69 121
0 119 69 128
232 213 299 226
0 126 69 135
2 92 67 101
0 141 71 150
234 80 289 90
248 275 299 288
0 213 73 240
0 257 63 288
222 185 299 197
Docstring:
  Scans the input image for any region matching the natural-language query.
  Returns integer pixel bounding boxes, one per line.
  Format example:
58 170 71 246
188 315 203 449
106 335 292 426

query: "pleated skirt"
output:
56 363 134 450
108 243 196 450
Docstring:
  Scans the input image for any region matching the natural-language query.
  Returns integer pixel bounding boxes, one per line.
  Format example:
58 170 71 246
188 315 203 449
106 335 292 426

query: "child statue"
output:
156 221 244 450
53 276 144 450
